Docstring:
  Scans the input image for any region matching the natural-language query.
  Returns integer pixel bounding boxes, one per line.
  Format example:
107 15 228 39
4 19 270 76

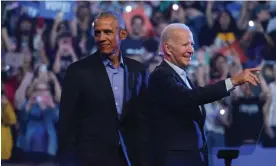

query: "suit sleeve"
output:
148 71 230 115
57 64 81 164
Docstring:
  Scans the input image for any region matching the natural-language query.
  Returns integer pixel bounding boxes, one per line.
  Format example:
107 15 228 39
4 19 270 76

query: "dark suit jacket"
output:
146 61 230 166
57 51 149 166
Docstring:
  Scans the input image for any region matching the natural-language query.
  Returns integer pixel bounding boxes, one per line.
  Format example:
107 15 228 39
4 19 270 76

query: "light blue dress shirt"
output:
102 56 132 166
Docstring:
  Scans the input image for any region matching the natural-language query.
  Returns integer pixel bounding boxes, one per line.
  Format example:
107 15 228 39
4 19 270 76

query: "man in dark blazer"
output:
146 23 261 166
57 11 149 166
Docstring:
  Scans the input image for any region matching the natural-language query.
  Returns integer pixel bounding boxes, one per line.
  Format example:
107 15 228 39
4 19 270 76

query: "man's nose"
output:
99 33 106 42
188 45 194 53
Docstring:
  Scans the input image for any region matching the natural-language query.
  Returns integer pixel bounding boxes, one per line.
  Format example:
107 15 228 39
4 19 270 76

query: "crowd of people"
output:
1 1 276 165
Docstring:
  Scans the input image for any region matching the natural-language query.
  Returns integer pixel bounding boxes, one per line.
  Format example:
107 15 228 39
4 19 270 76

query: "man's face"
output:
94 17 121 55
131 17 144 36
165 28 194 68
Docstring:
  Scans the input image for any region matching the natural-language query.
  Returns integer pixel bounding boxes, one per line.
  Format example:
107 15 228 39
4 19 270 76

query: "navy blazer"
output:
146 60 230 166
57 51 149 166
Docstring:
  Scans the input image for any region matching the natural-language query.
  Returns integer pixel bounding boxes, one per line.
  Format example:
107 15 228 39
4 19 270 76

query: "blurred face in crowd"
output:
34 82 52 105
241 83 253 97
219 12 231 29
58 36 73 54
37 65 49 82
80 20 89 32
215 56 228 75
257 9 271 22
57 22 68 34
94 16 127 55
78 6 90 21
164 27 194 68
156 22 169 37
248 1 259 11
131 17 144 36
152 11 165 25
20 20 32 35
170 5 186 23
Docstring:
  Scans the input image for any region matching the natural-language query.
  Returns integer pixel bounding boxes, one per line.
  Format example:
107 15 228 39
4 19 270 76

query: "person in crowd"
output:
50 13 70 50
58 11 149 166
1 87 17 161
228 72 270 146
201 53 233 166
71 3 95 58
263 64 276 146
121 15 147 61
27 64 61 103
146 23 261 166
201 1 241 47
52 31 78 84
17 81 59 164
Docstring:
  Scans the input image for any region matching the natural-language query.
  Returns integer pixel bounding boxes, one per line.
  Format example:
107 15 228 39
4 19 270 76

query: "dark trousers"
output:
59 147 128 166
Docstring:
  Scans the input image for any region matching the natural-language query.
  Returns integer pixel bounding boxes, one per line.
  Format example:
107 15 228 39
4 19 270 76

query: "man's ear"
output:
164 43 172 56
119 29 128 40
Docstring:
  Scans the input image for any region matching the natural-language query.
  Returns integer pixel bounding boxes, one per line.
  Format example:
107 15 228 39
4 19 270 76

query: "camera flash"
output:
172 4 179 11
248 20 254 27
220 109 225 115
125 6 132 12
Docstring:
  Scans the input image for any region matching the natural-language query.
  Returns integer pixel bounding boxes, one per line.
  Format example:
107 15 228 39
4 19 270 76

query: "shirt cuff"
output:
225 78 235 92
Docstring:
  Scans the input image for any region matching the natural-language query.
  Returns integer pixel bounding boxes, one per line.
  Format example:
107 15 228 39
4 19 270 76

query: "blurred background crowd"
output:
1 1 276 166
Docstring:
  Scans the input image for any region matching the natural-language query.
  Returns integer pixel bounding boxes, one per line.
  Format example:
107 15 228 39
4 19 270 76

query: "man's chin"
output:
99 50 113 55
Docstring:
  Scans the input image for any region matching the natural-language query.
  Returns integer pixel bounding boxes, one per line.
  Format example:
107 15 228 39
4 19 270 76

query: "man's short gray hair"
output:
159 23 190 54
94 11 126 30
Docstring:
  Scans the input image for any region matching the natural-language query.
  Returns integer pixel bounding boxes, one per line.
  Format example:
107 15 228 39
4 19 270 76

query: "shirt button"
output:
114 86 118 90
116 102 118 106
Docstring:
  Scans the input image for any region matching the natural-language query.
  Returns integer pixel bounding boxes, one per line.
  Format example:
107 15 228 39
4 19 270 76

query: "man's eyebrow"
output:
94 28 114 32
183 41 194 45
103 29 113 32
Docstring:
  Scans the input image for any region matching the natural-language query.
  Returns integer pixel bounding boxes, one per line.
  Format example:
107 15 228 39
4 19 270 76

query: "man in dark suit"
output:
57 11 148 166
146 23 261 166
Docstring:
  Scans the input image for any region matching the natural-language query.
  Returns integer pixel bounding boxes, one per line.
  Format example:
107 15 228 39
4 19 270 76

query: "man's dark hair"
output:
94 11 126 30
131 15 145 26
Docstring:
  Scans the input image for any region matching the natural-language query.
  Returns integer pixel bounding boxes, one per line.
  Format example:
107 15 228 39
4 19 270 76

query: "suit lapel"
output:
186 73 206 116
92 52 118 117
161 61 187 88
120 58 134 122
162 60 205 118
